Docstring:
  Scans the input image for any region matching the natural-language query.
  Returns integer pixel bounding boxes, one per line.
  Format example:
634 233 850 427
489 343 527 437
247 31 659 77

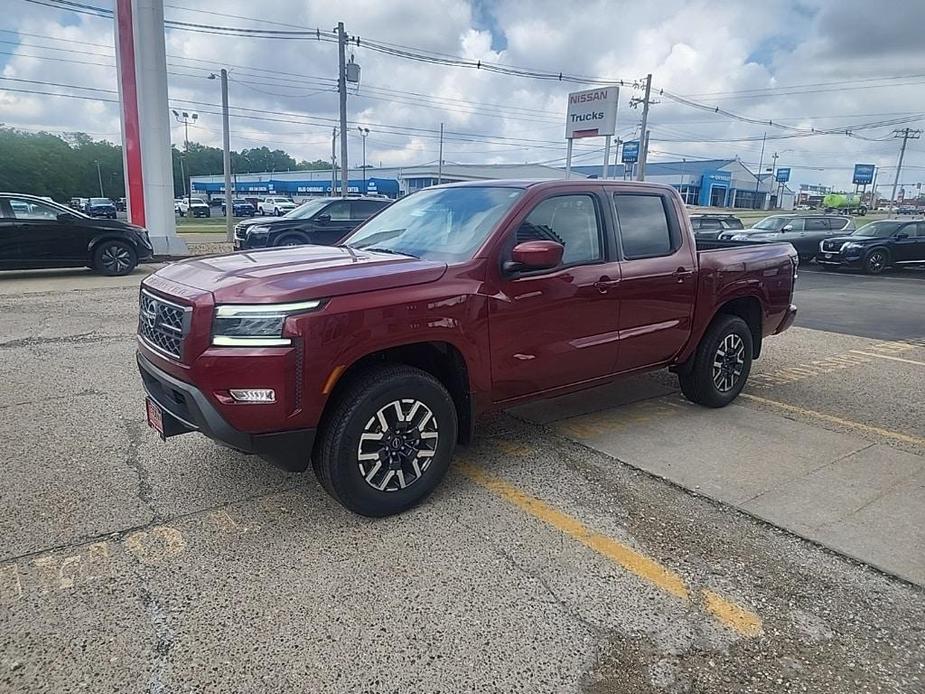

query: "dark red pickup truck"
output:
137 180 797 516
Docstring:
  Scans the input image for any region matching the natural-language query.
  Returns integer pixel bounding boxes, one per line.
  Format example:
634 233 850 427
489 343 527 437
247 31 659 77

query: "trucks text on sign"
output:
565 87 619 139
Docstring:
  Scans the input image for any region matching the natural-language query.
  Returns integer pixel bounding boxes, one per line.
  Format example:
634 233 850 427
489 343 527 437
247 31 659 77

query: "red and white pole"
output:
114 0 186 256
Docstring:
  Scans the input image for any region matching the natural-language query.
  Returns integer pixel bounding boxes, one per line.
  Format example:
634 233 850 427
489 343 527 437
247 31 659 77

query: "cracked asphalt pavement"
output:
1 266 924 693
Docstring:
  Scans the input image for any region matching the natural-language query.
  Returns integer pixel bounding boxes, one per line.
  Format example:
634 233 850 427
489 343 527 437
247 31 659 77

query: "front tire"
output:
313 365 458 517
275 234 308 247
92 240 137 276
863 248 889 274
678 315 753 408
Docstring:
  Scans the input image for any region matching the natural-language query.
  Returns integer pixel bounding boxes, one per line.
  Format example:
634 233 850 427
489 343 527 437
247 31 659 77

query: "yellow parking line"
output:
701 589 763 638
849 350 925 367
741 394 925 447
457 461 762 637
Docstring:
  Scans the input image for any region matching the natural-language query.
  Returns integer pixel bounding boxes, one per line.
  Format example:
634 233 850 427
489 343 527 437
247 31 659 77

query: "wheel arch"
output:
715 296 763 359
321 341 474 446
87 233 141 258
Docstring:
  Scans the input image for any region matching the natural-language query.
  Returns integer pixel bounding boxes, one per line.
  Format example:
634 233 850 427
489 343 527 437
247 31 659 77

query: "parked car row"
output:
689 210 925 273
69 197 117 219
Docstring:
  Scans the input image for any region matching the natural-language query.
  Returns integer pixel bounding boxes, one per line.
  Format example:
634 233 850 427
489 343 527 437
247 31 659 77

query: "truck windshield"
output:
752 216 789 231
852 221 903 238
344 186 524 261
90 198 110 205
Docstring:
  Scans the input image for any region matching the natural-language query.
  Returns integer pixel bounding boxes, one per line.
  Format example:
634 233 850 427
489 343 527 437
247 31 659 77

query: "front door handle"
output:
594 275 620 294
674 267 694 283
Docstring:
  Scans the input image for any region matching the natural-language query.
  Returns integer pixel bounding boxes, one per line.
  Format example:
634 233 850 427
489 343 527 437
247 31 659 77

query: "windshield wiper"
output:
358 246 420 259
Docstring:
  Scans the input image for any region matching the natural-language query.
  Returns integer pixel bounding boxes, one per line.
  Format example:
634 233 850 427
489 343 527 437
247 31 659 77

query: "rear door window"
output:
350 201 385 221
613 194 676 259
804 218 829 232
829 217 850 230
699 219 722 230
325 201 351 221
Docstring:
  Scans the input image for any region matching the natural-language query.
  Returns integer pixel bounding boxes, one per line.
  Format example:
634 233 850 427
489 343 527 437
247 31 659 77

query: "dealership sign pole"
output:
565 86 619 180
113 0 186 256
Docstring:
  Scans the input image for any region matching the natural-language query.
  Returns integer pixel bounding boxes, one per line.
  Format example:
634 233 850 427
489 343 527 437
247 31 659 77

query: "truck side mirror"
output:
895 232 909 240
781 224 793 232
315 214 331 224
57 212 78 223
504 241 564 272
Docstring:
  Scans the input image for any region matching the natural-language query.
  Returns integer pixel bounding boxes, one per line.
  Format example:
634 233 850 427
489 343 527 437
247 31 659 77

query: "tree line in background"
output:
0 126 331 202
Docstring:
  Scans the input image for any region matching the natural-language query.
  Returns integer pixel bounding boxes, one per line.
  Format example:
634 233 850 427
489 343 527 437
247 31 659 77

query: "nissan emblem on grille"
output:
138 290 188 359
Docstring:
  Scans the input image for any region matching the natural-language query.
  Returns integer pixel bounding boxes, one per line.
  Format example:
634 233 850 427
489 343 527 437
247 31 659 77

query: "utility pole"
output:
437 122 444 185
869 167 879 209
890 128 921 213
753 132 767 210
357 127 369 193
331 127 337 195
631 74 653 181
210 70 233 241
336 22 349 197
95 160 105 198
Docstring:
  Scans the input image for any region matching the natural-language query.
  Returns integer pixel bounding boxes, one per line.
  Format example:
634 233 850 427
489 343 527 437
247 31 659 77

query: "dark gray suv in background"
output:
719 214 854 260
233 196 391 250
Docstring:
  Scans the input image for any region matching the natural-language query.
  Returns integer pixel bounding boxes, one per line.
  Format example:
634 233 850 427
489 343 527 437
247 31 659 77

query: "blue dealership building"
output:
190 158 792 210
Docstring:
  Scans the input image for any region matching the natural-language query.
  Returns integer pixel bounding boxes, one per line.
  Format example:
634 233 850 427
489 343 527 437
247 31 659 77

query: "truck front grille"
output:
234 222 248 239
821 239 844 252
138 289 189 359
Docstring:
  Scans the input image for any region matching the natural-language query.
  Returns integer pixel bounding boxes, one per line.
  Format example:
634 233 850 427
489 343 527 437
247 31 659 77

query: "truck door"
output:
488 191 622 401
893 222 925 262
612 191 696 372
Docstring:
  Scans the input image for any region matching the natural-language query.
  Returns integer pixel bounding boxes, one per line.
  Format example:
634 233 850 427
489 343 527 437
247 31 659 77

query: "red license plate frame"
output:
146 398 165 439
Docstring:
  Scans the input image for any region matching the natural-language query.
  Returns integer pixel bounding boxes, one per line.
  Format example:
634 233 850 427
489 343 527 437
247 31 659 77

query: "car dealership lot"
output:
1 266 923 693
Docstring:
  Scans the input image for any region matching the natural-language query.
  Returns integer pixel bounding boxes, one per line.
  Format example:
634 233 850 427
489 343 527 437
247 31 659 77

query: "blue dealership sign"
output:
622 140 639 163
853 164 875 185
775 167 791 183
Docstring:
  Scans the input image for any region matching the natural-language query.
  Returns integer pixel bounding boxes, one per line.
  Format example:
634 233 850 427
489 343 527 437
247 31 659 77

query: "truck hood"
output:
154 245 448 303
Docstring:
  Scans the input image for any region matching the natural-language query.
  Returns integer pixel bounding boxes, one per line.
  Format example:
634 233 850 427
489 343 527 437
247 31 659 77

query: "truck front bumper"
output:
137 352 315 472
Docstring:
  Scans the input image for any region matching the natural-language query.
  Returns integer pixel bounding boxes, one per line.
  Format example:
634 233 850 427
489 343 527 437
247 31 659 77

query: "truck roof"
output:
437 179 679 194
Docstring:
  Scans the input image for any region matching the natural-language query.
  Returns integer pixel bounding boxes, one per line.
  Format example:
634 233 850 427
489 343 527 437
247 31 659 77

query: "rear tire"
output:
678 315 753 408
313 365 458 517
92 240 137 276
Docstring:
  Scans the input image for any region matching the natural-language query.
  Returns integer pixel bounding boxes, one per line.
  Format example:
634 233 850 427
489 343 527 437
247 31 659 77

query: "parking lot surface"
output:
1 265 923 693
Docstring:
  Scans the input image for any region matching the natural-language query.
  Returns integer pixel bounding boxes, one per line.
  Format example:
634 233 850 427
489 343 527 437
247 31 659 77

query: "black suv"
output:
689 213 744 240
233 197 391 250
0 193 153 275
816 219 925 274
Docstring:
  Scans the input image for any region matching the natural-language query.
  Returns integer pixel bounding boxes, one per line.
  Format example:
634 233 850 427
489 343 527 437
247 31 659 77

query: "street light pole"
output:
172 109 198 206
357 127 369 194
210 70 234 241
95 160 105 198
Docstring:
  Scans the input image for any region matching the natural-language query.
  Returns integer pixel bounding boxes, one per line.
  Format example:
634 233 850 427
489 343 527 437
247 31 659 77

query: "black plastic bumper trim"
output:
136 352 314 472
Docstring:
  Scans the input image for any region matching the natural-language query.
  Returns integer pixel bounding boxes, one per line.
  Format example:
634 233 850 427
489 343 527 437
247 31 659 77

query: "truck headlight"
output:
248 225 270 234
212 300 324 346
842 242 863 253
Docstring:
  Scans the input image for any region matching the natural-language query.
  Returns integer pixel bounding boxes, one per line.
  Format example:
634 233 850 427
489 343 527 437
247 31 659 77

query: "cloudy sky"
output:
1 0 924 191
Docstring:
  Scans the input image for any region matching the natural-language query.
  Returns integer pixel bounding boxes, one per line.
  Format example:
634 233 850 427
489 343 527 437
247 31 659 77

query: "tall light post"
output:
209 70 234 241
94 160 105 198
172 109 198 206
357 127 369 194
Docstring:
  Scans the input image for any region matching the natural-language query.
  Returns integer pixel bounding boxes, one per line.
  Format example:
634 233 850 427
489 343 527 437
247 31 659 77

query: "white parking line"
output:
849 350 925 367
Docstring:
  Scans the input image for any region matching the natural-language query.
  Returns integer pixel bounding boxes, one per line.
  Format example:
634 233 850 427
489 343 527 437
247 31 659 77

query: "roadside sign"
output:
853 164 875 185
622 140 640 163
775 167 791 183
565 86 619 139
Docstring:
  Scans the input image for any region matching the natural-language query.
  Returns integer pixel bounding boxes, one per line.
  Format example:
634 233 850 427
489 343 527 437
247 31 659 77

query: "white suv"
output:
258 196 296 216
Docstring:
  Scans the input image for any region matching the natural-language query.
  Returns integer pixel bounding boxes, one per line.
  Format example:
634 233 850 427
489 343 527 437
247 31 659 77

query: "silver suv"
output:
719 214 855 260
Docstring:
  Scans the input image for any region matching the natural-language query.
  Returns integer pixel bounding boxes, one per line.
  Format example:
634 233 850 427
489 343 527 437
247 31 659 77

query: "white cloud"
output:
0 0 923 189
